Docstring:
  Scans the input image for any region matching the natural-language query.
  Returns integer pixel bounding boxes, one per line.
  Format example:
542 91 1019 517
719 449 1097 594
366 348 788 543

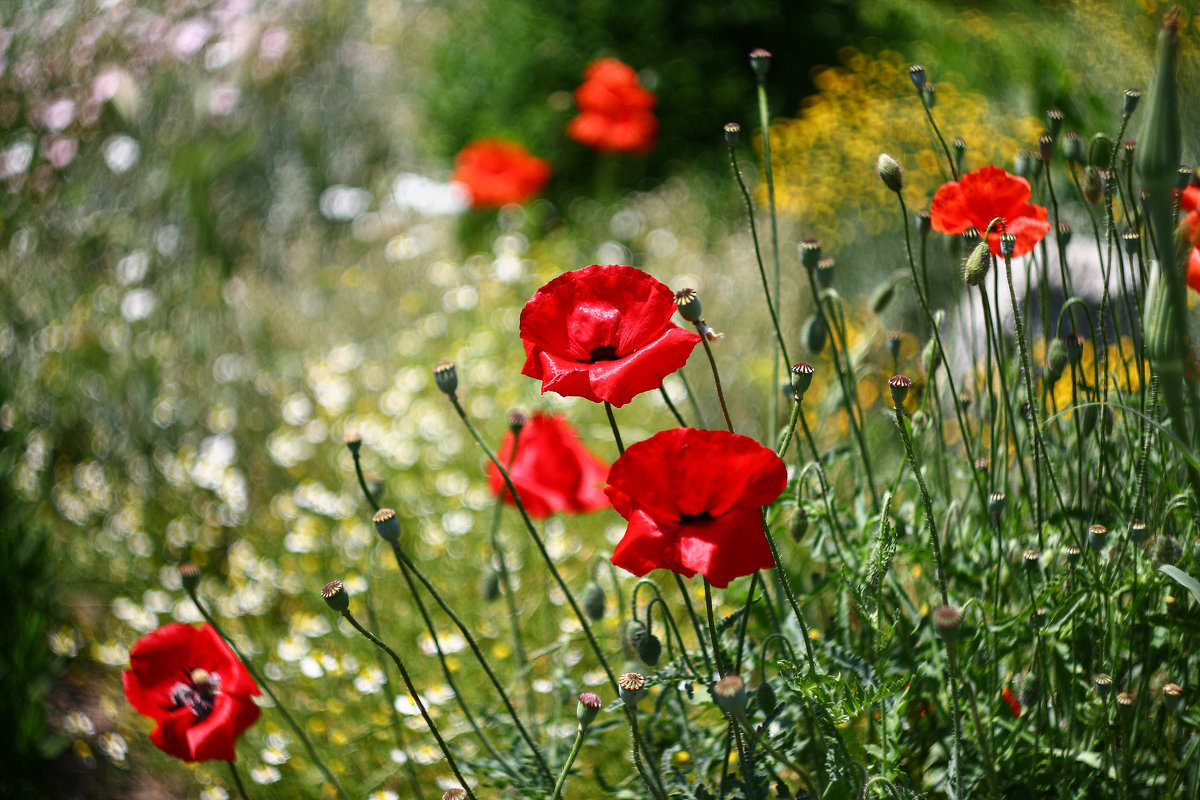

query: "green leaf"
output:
1159 564 1200 607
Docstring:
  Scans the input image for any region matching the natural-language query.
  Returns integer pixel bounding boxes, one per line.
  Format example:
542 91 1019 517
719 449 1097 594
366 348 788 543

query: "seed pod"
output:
674 288 702 323
433 361 459 398
888 374 912 407
790 362 815 398
322 580 350 612
1063 130 1084 164
723 122 741 149
1094 673 1113 698
1123 87 1142 117
713 675 748 716
908 64 927 92
799 238 822 271
618 672 647 706
816 256 836 289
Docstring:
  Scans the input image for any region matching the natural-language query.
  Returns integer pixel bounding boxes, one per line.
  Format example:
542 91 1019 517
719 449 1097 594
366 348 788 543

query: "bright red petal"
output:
487 413 611 517
675 506 775 588
611 508 697 579
124 623 203 720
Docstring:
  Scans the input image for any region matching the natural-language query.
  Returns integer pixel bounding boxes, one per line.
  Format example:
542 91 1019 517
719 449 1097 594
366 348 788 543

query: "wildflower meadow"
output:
3 1 1200 799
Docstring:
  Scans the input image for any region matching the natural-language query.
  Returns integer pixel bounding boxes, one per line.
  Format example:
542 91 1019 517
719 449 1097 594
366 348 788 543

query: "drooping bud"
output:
815 256 836 289
712 675 748 716
1082 166 1103 203
674 288 702 323
618 672 648 706
908 64 927 92
577 693 603 729
799 238 822 271
876 153 905 193
582 581 606 621
790 362 815 398
749 48 772 80
179 562 201 593
870 276 897 313
626 620 662 667
755 680 777 715
789 503 809 541
962 240 992 287
723 122 740 149
1124 87 1142 117
803 315 827 354
1047 338 1069 375
373 508 401 543
343 428 363 456
888 374 912 407
433 361 459 398
322 580 350 612
922 336 942 375
1064 332 1086 365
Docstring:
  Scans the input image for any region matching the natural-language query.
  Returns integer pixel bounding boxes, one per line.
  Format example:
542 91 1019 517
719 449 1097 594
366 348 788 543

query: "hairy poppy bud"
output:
619 672 648 706
433 361 458 398
789 503 809 541
577 693 602 729
1136 14 1181 191
962 240 991 287
373 508 401 543
1047 338 1069 375
799 238 822 271
755 680 777 715
582 581 606 621
888 374 912 407
626 620 661 667
876 153 905 193
922 336 942 375
804 315 827 354
674 288 702 323
1123 87 1142 117
322 580 349 612
908 64 926 92
723 122 740 149
713 675 747 716
1143 260 1181 365
749 48 771 80
932 605 964 640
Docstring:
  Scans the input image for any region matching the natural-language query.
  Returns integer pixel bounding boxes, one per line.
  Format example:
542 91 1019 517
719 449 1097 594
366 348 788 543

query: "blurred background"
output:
1 0 1195 796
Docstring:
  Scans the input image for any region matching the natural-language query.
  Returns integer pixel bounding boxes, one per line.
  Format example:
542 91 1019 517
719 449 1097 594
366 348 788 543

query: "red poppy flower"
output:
123 623 261 762
520 265 701 407
1180 184 1200 293
930 165 1051 258
1001 685 1022 718
487 412 611 518
566 58 658 156
451 138 551 208
605 428 787 588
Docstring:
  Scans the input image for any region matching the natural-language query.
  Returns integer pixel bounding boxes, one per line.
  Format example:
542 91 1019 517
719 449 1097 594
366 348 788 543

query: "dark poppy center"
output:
167 668 220 721
583 344 621 363
679 511 714 524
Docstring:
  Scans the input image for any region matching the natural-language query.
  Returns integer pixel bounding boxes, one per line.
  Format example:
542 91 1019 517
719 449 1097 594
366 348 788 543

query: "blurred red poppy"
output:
567 58 658 156
487 412 610 518
1001 685 1022 718
1180 184 1200 292
930 165 1051 258
123 623 261 762
606 428 787 588
520 264 700 407
451 138 551 208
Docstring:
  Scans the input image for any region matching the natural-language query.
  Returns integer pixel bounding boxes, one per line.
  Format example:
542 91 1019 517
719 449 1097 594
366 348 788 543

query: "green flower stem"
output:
674 573 716 677
978 282 1033 499
447 396 619 689
732 712 815 793
340 609 476 800
490 429 533 711
756 74 783 443
363 594 427 800
945 643 1002 800
550 725 587 800
890 400 949 607
389 542 552 785
185 589 351 800
659 385 689 427
351 449 380 514
760 515 820 678
625 706 669 800
637 589 703 677
678 369 708 428
703 578 728 676
918 87 959 181
694 325 734 433
226 759 249 800
604 401 625 453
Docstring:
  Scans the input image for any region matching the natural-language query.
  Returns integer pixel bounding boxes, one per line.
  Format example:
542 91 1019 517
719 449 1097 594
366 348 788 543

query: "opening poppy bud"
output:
626 620 662 667
1064 130 1084 164
1064 332 1086 364
988 491 1006 516
1082 166 1104 204
582 581 606 621
888 374 912 407
433 361 458 398
915 208 932 237
1022 549 1041 573
815 256 835 289
1019 675 1041 707
576 693 603 729
1130 520 1148 544
723 122 740 149
1047 108 1064 138
1064 544 1082 566
799 238 822 270
179 562 201 593
618 672 648 706
373 508 401 543
1162 683 1184 712
343 428 363 456
442 790 468 800
908 64 926 92
505 409 528 435
886 331 903 358
789 503 809 541
962 240 991 287
713 675 747 716
1177 165 1193 190
790 362 815 398
932 605 963 640
674 288 702 323
480 568 501 602
1038 131 1055 163
803 315 828 354
1117 692 1135 712
876 153 904 193
1123 87 1142 117
1047 338 1069 375
1088 523 1109 553
922 82 936 108
748 48 771 79
1094 673 1113 698
755 680 777 715
322 580 349 612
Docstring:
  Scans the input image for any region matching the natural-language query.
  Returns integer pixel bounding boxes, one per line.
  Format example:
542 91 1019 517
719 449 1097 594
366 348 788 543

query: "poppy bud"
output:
674 288 702 323
433 361 458 398
1064 544 1082 566
322 580 349 612
908 64 926 92
373 507 401 543
816 256 835 289
443 790 468 800
755 680 777 715
888 374 912 407
1000 233 1017 260
870 277 897 313
962 240 991 287
713 675 747 716
1019 674 1041 707
922 337 942 375
179 562 201 593
1047 338 1069 375
507 409 527 434
915 209 932 237
1064 332 1086 364
803 315 827 354
1022 549 1041 573
582 581 606 621
749 48 771 80
988 491 1006 516
1117 692 1135 712
1043 361 1064 387
1088 523 1109 553
619 672 648 706
790 362 815 398
1092 135 1113 166
1162 683 1184 712
952 137 966 175
1130 520 1148 544
1143 260 1181 364
480 568 501 602
1064 130 1084 164
886 331 903 359
932 605 964 641
1038 131 1055 163
1135 13 1181 191
1047 108 1064 138
723 122 740 149
343 428 363 456
789 503 809 541
577 692 602 729
626 620 662 667
799 238 822 271
1122 229 1140 256
1094 673 1113 698
1123 87 1142 117
876 153 905 193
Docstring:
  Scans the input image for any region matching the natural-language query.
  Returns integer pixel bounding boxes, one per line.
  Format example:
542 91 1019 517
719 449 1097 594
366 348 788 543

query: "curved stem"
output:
226 760 249 800
694 326 734 432
550 726 587 800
